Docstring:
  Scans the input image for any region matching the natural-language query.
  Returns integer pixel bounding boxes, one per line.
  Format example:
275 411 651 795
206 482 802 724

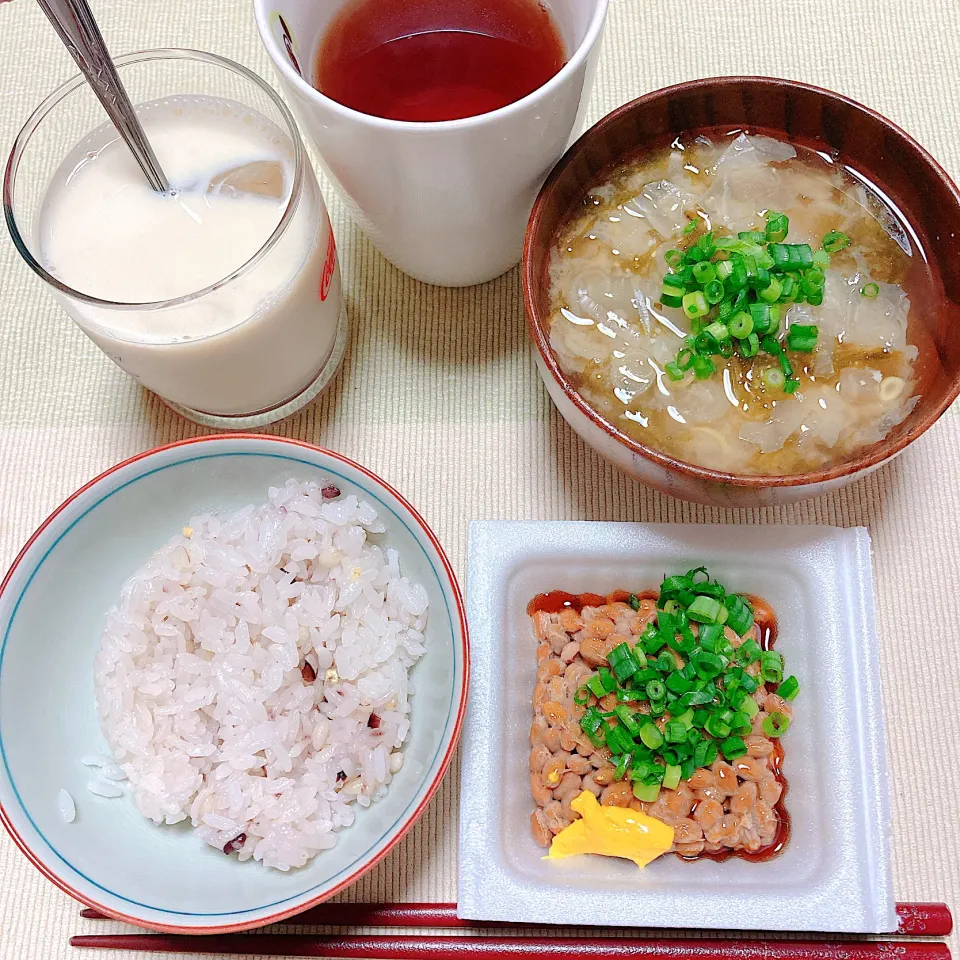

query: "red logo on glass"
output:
319 217 337 301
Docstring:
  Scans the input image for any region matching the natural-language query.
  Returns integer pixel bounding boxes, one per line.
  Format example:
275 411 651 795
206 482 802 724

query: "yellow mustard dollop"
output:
547 790 674 868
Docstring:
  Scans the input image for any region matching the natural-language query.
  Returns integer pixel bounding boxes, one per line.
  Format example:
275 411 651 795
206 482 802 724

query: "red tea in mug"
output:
314 0 567 122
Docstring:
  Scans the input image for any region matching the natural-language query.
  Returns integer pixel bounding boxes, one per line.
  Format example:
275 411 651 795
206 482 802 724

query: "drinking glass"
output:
4 48 347 427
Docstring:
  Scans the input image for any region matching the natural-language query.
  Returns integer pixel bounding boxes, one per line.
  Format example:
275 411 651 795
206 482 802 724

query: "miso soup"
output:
547 131 930 476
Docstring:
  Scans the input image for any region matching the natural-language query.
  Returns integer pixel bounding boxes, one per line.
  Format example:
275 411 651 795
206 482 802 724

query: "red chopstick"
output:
68 933 952 959
897 904 955 937
77 901 954 938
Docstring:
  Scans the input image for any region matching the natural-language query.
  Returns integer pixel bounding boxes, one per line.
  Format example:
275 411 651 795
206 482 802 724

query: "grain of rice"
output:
99 763 128 781
93 479 428 871
57 789 76 823
88 780 124 799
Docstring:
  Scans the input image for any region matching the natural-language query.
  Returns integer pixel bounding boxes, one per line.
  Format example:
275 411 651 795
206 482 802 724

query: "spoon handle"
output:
35 0 170 192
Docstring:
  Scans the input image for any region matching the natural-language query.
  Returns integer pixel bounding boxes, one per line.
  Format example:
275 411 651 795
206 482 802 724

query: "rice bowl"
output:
0 436 468 932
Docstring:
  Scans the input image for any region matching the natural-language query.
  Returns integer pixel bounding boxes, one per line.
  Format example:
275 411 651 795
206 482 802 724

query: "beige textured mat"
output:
0 0 958 956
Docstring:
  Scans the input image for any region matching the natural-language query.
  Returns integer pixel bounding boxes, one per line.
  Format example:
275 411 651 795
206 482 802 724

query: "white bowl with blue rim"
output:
0 435 468 933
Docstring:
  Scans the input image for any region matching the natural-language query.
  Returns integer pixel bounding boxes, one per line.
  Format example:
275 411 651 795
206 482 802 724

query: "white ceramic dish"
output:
0 435 468 933
459 520 894 933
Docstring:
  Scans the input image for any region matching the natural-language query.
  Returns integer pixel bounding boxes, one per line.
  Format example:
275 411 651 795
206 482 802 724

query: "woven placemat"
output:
1 0 958 956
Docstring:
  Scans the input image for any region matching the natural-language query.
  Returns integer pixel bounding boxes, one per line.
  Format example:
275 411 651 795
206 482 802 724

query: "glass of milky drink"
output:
4 49 346 427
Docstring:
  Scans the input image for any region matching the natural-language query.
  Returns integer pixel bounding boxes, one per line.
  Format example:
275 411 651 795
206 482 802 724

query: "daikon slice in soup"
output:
546 130 934 476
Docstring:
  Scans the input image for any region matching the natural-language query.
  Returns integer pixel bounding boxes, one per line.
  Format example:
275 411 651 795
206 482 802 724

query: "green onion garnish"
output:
646 679 666 701
586 674 606 698
702 279 724 305
644 632 666 655
727 312 752 339
605 724 635 754
761 367 786 391
633 781 661 802
769 242 813 269
693 739 718 767
762 712 791 737
664 720 687 744
765 211 789 243
786 324 819 353
694 651 726 681
822 230 851 253
674 707 694 729
580 706 604 737
613 752 631 781
737 638 761 663
686 595 725 624
861 282 879 298
693 261 717 285
777 675 800 701
697 622 724 648
608 642 640 682
682 291 710 320
572 568 795 796
659 203 852 384
662 763 682 790
739 694 759 719
729 711 752 736
639 723 664 750
760 650 784 684
758 276 783 303
676 348 695 372
703 320 730 343
704 714 731 739
661 574 693 593
720 736 748 760
724 593 754 636
749 303 778 336
614 704 642 737
692 354 716 380
740 331 760 358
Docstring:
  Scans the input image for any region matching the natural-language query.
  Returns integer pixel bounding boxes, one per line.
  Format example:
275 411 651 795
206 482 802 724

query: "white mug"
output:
254 0 608 287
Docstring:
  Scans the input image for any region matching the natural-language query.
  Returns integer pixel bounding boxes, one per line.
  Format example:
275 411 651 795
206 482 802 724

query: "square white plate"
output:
458 521 894 933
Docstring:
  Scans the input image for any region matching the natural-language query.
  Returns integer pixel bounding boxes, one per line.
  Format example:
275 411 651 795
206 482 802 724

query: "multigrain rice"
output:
94 479 429 870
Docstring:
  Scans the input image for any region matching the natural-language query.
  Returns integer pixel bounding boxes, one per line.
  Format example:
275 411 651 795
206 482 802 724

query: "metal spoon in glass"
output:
36 0 170 193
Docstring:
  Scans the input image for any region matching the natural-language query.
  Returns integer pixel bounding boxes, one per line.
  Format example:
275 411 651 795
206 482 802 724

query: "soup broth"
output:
547 130 930 476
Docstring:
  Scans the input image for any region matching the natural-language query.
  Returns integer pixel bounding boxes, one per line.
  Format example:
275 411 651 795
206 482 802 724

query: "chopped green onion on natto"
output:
659 211 856 395
577 568 797 804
